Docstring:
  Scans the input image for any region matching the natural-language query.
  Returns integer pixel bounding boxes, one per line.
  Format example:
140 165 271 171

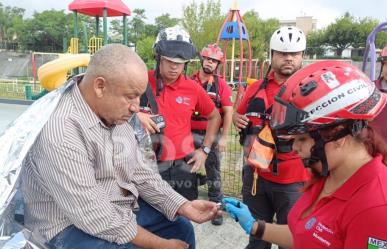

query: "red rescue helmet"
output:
271 60 387 135
200 43 224 63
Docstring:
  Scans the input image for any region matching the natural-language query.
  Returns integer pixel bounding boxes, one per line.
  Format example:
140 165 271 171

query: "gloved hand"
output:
223 197 255 234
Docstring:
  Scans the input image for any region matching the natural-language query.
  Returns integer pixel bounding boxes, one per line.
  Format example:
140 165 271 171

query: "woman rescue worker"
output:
223 60 387 249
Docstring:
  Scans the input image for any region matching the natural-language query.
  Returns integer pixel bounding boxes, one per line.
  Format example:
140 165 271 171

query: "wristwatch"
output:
201 145 211 155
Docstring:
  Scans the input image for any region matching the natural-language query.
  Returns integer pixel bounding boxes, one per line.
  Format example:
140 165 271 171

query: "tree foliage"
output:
323 13 357 56
306 30 325 57
19 10 71 52
0 3 25 42
136 36 156 69
242 10 279 59
155 14 180 32
182 0 224 51
321 13 387 56
128 8 147 44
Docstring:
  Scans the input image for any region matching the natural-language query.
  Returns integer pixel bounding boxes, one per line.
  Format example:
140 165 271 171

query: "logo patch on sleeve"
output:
368 237 387 249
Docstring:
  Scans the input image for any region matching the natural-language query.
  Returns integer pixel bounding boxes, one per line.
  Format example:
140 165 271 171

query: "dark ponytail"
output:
356 124 387 165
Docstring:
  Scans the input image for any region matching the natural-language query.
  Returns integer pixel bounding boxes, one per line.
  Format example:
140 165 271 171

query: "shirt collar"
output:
193 72 202 84
149 69 184 91
332 155 385 200
165 73 184 90
70 75 107 129
268 71 276 81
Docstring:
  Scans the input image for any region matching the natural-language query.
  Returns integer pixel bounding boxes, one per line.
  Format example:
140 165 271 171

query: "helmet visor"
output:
155 40 197 61
271 96 309 135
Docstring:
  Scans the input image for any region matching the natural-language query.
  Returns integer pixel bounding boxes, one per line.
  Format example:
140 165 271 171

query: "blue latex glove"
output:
223 197 255 234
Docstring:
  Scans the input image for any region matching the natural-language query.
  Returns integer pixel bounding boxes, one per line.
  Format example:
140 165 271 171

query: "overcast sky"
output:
3 0 387 29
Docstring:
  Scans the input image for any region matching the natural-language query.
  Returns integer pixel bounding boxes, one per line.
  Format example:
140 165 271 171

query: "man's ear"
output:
93 77 107 98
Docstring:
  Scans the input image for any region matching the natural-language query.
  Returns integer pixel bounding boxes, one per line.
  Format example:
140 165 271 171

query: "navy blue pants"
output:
48 199 195 249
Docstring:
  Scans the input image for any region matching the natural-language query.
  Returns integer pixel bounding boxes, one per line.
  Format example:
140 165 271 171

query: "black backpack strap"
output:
213 75 221 108
140 92 149 109
140 83 165 161
145 83 158 114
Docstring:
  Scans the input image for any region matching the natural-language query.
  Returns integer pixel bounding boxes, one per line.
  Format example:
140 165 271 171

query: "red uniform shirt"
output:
148 70 215 161
288 155 387 249
237 72 310 184
190 72 233 130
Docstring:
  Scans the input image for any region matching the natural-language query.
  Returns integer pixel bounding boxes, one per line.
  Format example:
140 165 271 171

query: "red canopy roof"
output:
68 0 131 17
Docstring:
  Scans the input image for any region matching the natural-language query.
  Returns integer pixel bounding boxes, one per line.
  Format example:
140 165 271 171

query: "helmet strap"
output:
307 130 330 176
155 54 163 97
304 120 367 176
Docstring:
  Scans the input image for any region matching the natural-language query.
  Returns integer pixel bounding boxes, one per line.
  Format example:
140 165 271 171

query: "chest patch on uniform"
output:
368 237 387 249
176 96 191 105
305 217 317 230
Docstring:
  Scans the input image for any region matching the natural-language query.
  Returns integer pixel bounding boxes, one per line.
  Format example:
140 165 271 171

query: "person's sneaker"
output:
211 215 223 226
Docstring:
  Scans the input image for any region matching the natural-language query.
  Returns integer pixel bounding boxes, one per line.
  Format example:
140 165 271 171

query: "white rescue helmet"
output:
154 26 192 45
153 26 197 63
270 26 306 53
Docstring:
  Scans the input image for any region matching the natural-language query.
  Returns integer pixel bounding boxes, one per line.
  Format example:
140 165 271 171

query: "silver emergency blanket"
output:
0 79 75 248
129 113 159 173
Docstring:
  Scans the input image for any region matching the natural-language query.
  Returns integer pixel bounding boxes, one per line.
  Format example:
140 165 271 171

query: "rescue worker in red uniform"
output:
191 43 233 225
224 60 387 249
372 45 387 139
138 26 221 201
232 26 310 249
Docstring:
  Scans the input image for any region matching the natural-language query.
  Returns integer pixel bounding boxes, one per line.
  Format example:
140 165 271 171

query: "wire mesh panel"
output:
220 125 243 197
0 79 42 99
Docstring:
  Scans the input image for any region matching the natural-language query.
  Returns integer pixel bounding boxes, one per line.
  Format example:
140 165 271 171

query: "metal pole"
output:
96 16 100 37
73 11 78 38
103 8 108 45
123 15 128 45
230 38 236 85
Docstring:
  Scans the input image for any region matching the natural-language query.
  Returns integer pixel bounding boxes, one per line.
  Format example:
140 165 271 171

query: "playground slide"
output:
38 53 90 91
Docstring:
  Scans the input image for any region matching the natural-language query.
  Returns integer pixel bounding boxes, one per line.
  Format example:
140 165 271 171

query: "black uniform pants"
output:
158 156 198 201
192 130 223 203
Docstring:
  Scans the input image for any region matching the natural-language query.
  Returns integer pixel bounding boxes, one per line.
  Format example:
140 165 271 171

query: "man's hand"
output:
187 149 207 173
217 135 228 152
177 200 220 223
159 239 189 249
137 112 160 134
232 112 249 132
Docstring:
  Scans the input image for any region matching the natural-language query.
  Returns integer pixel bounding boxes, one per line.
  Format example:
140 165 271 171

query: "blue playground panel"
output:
220 22 249 40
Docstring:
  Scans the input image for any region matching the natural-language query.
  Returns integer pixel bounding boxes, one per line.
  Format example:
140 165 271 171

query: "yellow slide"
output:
38 53 91 91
